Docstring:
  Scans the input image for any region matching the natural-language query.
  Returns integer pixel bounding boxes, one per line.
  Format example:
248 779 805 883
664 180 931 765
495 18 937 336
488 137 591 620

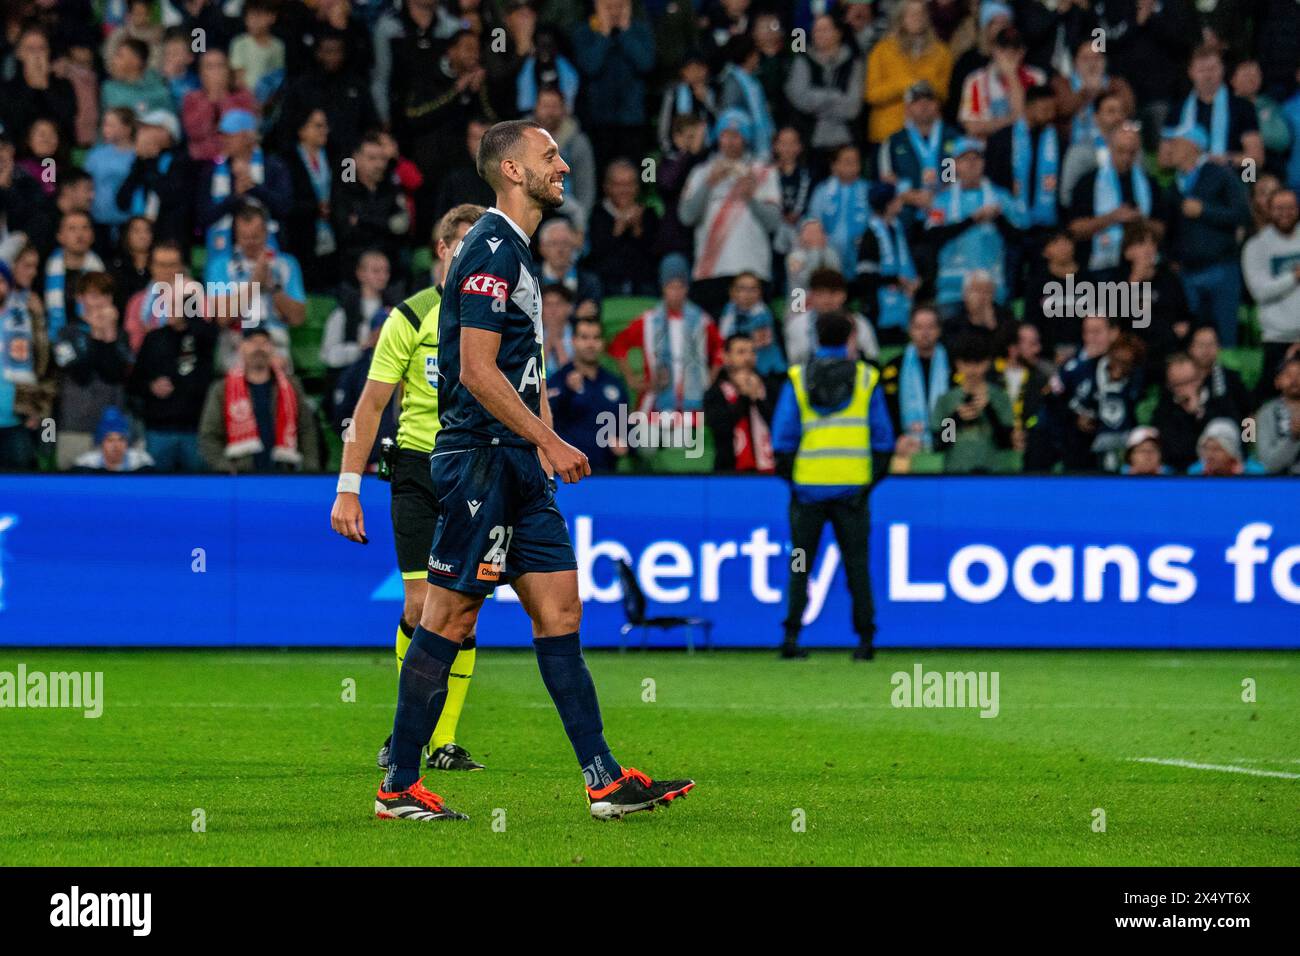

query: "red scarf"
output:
720 379 775 473
222 364 301 466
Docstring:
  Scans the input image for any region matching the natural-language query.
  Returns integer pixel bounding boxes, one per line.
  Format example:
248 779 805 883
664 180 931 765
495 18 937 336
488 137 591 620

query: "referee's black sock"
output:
383 626 460 792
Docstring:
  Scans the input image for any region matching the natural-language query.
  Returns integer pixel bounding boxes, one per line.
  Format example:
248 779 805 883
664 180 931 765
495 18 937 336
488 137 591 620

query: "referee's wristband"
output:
336 472 362 495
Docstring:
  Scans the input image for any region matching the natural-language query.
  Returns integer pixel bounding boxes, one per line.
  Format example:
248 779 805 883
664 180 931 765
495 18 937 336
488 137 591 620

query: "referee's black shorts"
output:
390 448 440 580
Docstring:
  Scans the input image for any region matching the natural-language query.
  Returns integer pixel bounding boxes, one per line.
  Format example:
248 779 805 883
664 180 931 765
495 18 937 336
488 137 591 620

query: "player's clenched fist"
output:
542 437 591 484
331 493 368 543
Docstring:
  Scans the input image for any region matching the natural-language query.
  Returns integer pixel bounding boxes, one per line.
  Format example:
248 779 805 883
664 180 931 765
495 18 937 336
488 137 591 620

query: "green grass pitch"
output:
1 648 1296 866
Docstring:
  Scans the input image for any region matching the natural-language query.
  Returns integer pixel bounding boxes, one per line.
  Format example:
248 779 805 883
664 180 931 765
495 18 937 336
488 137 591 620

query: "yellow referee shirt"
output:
367 285 443 454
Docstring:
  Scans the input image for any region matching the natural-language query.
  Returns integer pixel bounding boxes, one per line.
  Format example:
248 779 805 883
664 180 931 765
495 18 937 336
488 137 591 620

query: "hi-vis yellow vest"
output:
789 361 878 486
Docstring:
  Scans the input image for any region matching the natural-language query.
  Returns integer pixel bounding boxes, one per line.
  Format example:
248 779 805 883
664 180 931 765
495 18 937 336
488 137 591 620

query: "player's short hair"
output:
814 311 853 348
77 271 116 298
435 203 486 248
476 120 544 191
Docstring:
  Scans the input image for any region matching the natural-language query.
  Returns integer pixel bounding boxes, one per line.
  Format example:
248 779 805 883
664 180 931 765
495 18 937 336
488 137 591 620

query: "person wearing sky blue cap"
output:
1160 114 1252 348
217 109 258 136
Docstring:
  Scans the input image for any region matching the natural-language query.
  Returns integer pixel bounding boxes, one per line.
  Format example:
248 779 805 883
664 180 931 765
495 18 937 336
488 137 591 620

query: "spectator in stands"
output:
17 117 65 199
769 126 813 287
786 266 879 368
1177 45 1264 170
276 28 378 159
282 107 337 293
123 238 188 354
784 218 840 308
72 406 154 472
515 23 579 116
538 218 602 310
546 314 629 474
808 143 870 281
784 13 864 170
0 129 54 260
1002 320 1052 456
85 109 137 243
108 215 154 318
1255 352 1300 475
43 210 106 339
716 35 775 160
1122 425 1167 476
1054 41 1134 160
584 158 660 296
1120 221 1192 378
1064 331 1145 471
609 253 723 416
985 83 1059 287
532 86 597 227
1093 0 1193 150
678 108 782 319
198 109 291 259
1059 89 1131 207
865 0 953 148
103 0 163 74
571 0 655 172
652 114 710 262
944 269 1016 355
1187 325 1252 421
1067 124 1155 278
2 25 78 147
230 0 286 98
332 131 412 275
128 277 218 473
855 181 919 342
1152 351 1241 472
752 11 795 130
431 117 496 230
320 249 395 385
182 49 259 163
159 27 200 107
51 272 132 469
205 204 306 370
102 38 171 118
541 283 576 371
932 332 1015 473
1021 230 1084 360
880 303 950 455
1158 122 1251 347
1248 174 1284 235
657 49 717 155
1230 59 1291 166
1241 188 1300 395
1188 417 1264 475
199 325 319 473
948 0 1012 118
957 26 1045 139
700 0 753 75
705 332 777 473
925 137 1024 314
0 259 44 470
717 271 783 377
876 81 955 231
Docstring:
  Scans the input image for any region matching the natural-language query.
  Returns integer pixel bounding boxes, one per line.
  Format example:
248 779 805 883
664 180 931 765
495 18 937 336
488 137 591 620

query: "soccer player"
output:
330 204 487 773
374 120 695 822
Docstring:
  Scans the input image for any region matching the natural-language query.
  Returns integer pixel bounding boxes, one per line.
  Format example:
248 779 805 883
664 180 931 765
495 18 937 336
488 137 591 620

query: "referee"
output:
771 310 895 660
330 204 486 771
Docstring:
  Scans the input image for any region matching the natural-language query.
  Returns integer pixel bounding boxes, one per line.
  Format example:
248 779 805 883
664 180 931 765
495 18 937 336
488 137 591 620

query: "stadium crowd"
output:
1 0 1299 476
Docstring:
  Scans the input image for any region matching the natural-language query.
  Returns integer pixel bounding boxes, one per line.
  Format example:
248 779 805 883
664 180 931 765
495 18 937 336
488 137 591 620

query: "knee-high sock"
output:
395 619 413 667
384 626 460 792
533 633 622 789
431 636 476 750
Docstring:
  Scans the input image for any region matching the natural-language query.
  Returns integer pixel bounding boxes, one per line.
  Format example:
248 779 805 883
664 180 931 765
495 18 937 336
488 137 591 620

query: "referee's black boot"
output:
851 638 875 661
779 635 809 659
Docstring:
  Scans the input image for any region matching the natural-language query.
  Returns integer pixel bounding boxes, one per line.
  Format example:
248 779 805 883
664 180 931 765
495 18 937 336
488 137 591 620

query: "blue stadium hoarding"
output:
0 475 1297 648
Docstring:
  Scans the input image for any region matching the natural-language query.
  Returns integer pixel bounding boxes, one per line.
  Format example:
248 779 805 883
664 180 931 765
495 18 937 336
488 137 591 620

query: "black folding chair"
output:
616 559 713 654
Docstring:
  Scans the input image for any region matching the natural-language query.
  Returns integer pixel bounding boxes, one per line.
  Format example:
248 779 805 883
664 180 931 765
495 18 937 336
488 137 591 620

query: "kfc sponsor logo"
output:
461 273 508 298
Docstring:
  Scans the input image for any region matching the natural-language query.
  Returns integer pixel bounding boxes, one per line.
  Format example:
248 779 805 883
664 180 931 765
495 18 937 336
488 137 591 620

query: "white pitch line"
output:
1130 757 1300 780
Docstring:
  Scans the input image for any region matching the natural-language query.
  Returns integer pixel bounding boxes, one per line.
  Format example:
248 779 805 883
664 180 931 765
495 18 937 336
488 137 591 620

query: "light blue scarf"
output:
297 144 336 256
1090 155 1151 270
722 63 774 158
1 300 36 385
44 248 105 339
207 148 266 256
647 301 709 413
899 343 950 451
934 180 1005 304
867 214 915 331
1012 119 1059 227
904 120 944 184
1181 85 1230 157
130 149 174 219
719 302 785 376
1069 73 1109 148
813 177 870 280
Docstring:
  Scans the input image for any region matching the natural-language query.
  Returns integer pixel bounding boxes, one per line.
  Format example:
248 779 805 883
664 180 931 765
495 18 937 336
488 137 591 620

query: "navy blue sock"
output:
384 626 460 792
533 633 622 789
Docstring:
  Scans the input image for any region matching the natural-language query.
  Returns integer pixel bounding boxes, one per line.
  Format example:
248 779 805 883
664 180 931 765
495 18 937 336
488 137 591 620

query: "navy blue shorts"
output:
426 444 577 595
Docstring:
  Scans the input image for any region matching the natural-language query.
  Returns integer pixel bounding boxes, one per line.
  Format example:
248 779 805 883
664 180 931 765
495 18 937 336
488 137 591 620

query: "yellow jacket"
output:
863 36 954 144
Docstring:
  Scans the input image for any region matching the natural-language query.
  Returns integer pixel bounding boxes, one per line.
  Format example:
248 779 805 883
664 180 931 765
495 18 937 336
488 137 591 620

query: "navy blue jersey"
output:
435 208 545 450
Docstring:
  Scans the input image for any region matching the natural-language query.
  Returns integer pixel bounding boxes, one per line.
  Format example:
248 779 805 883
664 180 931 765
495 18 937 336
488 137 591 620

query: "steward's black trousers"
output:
782 486 874 645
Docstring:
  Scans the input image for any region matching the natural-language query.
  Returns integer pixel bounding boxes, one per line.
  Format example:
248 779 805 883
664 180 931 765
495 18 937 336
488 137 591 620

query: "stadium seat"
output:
615 559 712 654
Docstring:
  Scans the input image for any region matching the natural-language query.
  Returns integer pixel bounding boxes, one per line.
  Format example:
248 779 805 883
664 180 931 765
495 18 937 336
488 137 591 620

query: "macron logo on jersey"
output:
461 273 508 299
486 237 503 253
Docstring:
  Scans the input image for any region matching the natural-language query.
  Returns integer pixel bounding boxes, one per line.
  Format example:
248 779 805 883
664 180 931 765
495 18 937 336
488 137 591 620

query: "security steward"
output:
771 310 895 660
